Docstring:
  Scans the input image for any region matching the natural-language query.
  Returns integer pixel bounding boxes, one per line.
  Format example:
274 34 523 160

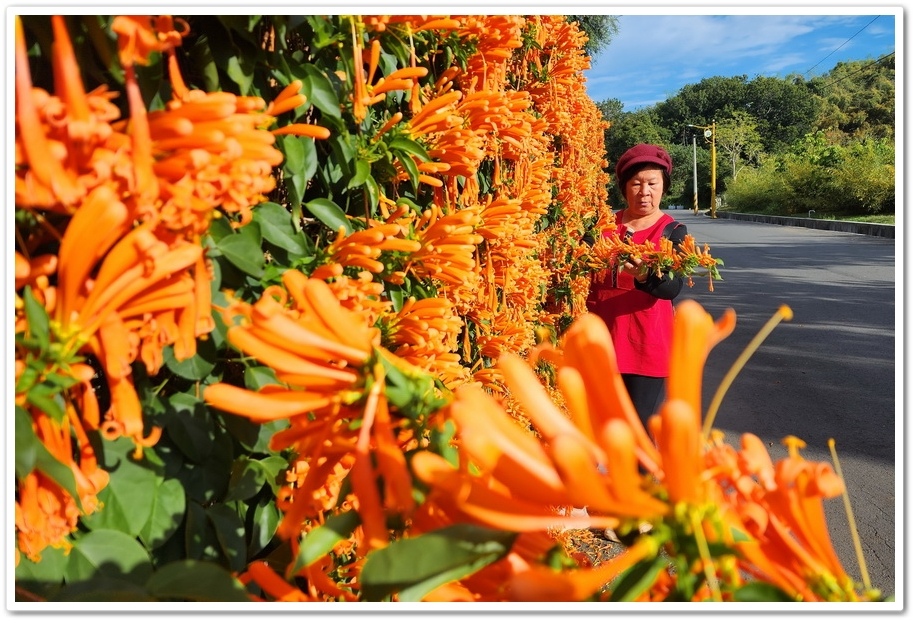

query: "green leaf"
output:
302 63 341 119
244 365 280 390
185 501 221 561
13 361 39 395
163 336 217 381
225 458 268 502
348 158 371 189
304 198 351 234
364 174 380 215
395 196 424 215
15 539 69 586
207 504 248 572
223 52 254 94
279 132 305 171
146 560 253 601
188 34 220 92
396 151 420 191
66 529 154 586
299 131 319 181
360 524 516 601
386 285 405 312
220 412 286 455
21 286 50 354
257 455 289 495
389 136 430 162
247 495 282 557
50 576 156 601
15 405 82 505
26 380 68 421
82 437 158 536
207 213 235 243
164 392 214 464
733 581 796 601
293 510 361 572
138 478 186 550
215 221 265 278
253 202 307 255
608 554 668 601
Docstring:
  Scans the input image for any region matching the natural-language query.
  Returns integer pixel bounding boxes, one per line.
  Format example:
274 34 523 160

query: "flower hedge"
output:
13 14 882 603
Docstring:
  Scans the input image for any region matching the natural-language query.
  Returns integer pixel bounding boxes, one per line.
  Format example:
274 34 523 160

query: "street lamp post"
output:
691 134 698 215
687 120 717 218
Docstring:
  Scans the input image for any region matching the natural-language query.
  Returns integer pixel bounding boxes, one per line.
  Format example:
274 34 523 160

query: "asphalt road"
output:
667 210 899 600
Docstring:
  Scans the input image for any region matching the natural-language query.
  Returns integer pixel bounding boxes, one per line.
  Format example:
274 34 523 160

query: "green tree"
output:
716 110 763 180
567 15 619 58
744 75 819 151
654 75 749 129
811 56 895 141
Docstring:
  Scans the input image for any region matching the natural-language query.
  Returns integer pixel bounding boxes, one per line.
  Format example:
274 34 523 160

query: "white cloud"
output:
585 12 897 110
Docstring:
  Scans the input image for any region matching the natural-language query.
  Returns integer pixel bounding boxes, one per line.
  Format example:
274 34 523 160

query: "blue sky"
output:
584 11 899 111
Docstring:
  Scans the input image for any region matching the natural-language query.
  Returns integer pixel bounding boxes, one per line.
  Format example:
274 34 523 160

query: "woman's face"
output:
624 166 666 212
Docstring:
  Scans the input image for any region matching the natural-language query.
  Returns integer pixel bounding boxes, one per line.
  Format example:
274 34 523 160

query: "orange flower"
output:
406 207 484 287
205 273 436 556
15 401 110 563
49 187 201 452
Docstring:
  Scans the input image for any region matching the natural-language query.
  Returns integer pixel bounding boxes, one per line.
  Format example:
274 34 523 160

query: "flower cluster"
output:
14 14 882 605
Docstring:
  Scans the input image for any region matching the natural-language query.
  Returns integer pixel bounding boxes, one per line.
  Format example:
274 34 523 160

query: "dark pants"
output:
622 374 665 427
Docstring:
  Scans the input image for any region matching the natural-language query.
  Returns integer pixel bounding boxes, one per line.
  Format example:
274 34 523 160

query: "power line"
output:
815 51 894 90
804 16 879 77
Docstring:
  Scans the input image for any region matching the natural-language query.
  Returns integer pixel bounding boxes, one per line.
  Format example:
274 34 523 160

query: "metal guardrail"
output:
713 211 895 238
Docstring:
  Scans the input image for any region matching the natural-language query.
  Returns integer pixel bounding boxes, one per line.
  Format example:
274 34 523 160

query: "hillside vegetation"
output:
596 55 896 219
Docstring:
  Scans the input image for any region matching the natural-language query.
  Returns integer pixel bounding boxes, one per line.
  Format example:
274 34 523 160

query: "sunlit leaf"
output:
360 524 516 601
66 529 154 585
304 198 351 234
138 478 186 550
215 222 265 278
302 62 341 119
244 366 280 390
247 495 282 558
21 286 50 354
253 202 307 255
364 174 380 214
15 406 80 507
397 151 420 191
292 510 361 572
389 136 430 162
348 158 371 189
82 437 158 536
14 537 69 587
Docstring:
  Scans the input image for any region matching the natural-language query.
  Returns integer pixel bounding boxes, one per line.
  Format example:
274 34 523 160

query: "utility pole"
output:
687 120 717 218
692 135 698 215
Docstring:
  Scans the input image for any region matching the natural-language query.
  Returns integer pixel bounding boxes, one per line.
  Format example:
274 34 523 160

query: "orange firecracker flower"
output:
15 399 111 564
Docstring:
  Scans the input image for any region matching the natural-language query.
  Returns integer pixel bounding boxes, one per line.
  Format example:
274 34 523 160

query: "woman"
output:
586 143 688 426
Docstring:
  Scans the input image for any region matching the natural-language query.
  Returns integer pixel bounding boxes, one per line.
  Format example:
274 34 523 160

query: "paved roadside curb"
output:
712 211 895 238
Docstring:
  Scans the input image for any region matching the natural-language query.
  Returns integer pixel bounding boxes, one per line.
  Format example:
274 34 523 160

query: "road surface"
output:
669 211 899 600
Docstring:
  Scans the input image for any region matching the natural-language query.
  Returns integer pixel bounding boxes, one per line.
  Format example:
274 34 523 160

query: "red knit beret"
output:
615 144 673 189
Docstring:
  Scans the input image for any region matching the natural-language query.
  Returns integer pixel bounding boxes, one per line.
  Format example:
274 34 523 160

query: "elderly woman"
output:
586 143 688 426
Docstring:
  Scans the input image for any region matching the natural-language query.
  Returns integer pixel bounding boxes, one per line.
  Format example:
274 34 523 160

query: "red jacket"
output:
586 212 684 377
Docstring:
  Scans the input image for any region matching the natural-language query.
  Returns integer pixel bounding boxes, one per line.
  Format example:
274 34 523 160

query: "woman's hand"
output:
622 257 650 283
